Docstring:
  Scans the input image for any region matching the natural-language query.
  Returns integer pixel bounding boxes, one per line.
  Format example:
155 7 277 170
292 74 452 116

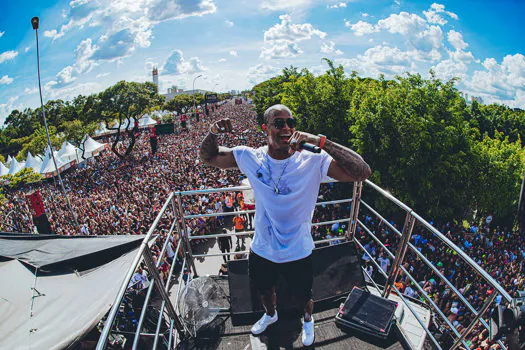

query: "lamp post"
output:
192 74 203 124
31 17 80 233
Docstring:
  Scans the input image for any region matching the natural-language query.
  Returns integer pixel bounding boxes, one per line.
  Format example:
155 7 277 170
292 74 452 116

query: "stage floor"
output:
173 277 406 350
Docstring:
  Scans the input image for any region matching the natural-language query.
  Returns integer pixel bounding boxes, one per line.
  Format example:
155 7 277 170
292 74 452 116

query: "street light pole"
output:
32 17 80 233
192 74 203 123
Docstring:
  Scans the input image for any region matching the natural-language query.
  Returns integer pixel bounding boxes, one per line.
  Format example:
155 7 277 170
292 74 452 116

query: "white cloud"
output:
261 14 326 59
464 54 525 107
41 0 217 64
447 30 467 51
56 66 77 85
328 2 346 9
43 29 61 40
45 82 102 101
446 30 475 63
362 13 369 18
96 72 110 78
336 45 415 78
377 12 428 36
162 49 207 75
264 14 327 42
48 39 97 87
261 41 302 59
218 58 227 62
260 0 314 11
229 50 238 57
320 41 343 55
225 20 234 27
24 87 39 94
0 50 18 64
0 31 4 38
0 96 21 124
345 20 377 36
247 63 280 84
0 75 14 85
347 11 445 62
432 59 468 81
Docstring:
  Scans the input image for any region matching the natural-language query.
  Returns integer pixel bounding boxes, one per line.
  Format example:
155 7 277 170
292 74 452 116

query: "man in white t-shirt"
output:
377 253 391 274
199 104 371 346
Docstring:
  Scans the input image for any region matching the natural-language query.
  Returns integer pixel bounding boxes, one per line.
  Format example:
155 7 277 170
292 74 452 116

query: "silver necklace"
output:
266 152 291 195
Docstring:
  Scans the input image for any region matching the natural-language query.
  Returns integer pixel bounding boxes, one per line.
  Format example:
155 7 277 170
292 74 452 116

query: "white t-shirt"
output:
233 145 333 263
378 256 391 273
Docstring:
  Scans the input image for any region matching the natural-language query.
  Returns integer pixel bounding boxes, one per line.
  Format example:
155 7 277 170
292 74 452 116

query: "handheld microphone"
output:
300 142 321 153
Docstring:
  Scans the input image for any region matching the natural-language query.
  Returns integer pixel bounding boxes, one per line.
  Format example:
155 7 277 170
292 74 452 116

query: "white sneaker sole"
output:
251 317 278 335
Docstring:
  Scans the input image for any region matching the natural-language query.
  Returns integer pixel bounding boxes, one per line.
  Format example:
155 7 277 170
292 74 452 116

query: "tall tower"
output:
152 67 159 92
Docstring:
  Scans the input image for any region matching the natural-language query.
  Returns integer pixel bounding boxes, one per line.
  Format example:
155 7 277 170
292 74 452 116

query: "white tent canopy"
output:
8 157 24 175
138 114 158 128
79 135 106 159
24 152 43 174
40 150 69 176
58 141 80 163
0 162 9 176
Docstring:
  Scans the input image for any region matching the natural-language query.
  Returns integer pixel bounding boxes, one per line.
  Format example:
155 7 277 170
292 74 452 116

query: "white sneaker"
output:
301 316 315 347
251 310 278 335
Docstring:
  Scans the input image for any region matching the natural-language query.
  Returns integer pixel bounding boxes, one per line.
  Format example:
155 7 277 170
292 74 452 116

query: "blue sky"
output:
0 0 524 124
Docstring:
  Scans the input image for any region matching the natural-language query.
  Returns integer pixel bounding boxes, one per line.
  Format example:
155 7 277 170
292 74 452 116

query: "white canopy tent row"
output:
0 136 107 178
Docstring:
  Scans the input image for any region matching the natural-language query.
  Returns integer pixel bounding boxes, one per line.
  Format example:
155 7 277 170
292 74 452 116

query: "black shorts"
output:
249 251 313 300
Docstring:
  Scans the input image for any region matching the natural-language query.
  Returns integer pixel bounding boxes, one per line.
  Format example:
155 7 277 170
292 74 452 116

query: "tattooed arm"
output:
199 118 238 169
323 139 371 182
288 131 371 182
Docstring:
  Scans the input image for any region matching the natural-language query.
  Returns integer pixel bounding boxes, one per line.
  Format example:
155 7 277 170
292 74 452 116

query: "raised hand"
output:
210 119 233 134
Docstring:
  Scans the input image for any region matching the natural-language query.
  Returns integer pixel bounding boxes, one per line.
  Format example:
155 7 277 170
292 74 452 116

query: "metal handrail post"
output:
383 212 416 297
96 192 175 350
132 280 156 350
348 181 363 240
176 192 198 276
142 249 184 331
450 291 499 350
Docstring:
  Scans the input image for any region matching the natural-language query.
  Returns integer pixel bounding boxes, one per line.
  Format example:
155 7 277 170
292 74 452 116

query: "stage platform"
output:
174 277 407 350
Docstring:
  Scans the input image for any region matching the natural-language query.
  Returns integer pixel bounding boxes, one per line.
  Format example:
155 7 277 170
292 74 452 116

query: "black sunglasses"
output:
272 118 297 129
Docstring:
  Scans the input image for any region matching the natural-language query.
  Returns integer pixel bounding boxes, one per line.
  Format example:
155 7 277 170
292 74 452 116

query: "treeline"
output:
0 81 231 161
252 60 525 227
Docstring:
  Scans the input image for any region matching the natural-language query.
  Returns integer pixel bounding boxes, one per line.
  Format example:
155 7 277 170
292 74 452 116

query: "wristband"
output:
318 134 326 149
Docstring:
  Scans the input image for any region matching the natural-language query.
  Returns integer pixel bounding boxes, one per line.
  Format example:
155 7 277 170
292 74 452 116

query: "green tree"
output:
1 168 43 189
470 133 525 226
99 81 160 158
164 94 195 116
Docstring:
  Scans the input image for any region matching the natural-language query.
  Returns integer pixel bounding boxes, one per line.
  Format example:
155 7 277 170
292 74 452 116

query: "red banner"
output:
26 190 45 218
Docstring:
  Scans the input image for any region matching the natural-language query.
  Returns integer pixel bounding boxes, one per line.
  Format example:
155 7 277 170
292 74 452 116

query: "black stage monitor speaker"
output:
228 241 365 318
335 286 397 339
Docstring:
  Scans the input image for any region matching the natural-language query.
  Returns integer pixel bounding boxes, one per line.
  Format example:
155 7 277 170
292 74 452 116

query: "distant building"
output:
152 67 159 91
163 88 208 102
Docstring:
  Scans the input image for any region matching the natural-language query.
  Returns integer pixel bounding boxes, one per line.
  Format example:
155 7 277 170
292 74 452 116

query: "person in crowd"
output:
199 103 371 346
218 228 233 263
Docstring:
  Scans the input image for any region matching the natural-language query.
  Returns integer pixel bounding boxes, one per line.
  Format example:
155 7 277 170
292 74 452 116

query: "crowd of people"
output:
1 100 523 349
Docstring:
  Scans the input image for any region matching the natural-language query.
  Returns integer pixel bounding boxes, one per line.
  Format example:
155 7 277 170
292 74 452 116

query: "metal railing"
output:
97 179 512 350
